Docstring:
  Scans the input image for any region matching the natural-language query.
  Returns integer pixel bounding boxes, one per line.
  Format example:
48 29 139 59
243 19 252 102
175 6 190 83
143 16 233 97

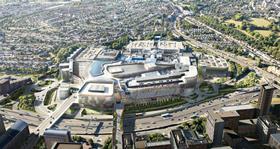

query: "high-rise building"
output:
256 116 277 143
206 111 225 146
43 129 71 149
258 84 274 116
0 115 5 136
0 120 30 149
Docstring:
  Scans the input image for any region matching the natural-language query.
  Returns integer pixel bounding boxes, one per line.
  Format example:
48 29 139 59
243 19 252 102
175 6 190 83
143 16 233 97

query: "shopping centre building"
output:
60 40 199 108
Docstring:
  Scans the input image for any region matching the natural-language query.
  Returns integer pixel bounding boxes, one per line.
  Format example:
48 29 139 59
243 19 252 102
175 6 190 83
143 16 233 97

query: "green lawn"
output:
254 30 273 37
224 20 255 37
224 18 273 38
44 88 57 105
38 80 53 87
81 108 102 116
250 18 271 27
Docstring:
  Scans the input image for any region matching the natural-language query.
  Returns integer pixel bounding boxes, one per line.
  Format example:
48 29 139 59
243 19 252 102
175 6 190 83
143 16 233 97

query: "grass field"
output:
254 30 273 37
224 18 277 38
224 19 254 38
250 18 271 27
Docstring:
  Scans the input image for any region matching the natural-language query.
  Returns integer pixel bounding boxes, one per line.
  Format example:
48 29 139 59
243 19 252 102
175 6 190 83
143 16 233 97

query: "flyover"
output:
35 94 77 135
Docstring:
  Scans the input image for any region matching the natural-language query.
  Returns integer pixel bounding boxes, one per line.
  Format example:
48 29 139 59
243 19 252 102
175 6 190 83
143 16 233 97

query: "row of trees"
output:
125 97 185 113
55 44 85 63
108 34 130 50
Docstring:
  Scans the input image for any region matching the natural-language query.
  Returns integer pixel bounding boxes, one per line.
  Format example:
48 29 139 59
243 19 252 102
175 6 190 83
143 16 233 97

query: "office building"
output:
221 105 258 120
0 120 30 149
0 115 5 136
256 116 277 143
217 111 239 132
258 84 274 116
0 76 32 95
43 129 71 149
269 133 280 149
223 129 243 149
170 129 208 149
237 119 257 138
206 111 225 146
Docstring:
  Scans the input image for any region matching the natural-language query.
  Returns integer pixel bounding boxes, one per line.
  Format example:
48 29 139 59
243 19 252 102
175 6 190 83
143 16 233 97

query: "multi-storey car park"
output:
59 40 200 108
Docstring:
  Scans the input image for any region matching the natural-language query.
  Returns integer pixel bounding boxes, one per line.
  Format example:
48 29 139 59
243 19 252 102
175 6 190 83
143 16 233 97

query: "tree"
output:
103 137 112 149
192 117 206 134
233 13 244 21
182 121 192 129
147 133 166 142
72 136 86 142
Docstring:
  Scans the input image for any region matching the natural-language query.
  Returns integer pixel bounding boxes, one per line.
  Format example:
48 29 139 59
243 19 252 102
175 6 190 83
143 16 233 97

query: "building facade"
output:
206 111 225 146
0 120 30 149
0 77 32 95
256 116 277 143
43 129 71 149
258 84 274 116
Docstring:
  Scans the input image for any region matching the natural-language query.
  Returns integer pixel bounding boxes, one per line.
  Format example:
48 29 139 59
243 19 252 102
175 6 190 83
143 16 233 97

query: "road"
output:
173 17 280 90
185 16 280 66
34 79 60 116
123 90 260 133
0 108 45 129
35 94 77 135
173 3 280 66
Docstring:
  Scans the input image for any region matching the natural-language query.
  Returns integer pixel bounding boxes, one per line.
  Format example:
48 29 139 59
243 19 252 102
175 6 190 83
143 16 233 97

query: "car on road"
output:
161 113 172 119
191 113 199 119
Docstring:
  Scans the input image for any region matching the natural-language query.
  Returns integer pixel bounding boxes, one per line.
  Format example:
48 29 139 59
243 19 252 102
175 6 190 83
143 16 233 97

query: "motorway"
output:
0 108 45 130
52 88 280 135
123 90 261 133
2 88 279 136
